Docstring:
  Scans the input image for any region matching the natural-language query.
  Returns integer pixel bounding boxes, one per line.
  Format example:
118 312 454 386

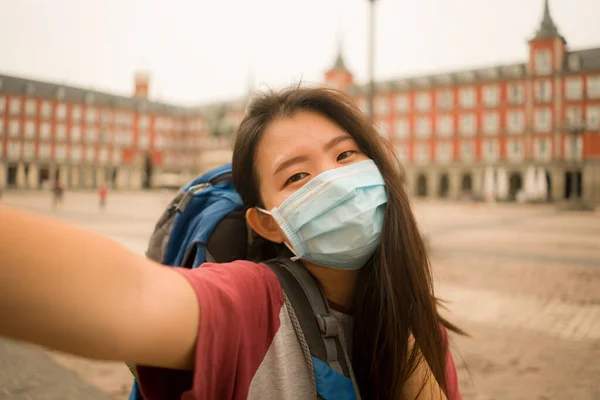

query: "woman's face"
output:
255 110 370 210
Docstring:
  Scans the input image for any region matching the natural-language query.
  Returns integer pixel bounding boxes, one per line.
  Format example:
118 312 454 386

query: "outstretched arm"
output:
0 205 199 370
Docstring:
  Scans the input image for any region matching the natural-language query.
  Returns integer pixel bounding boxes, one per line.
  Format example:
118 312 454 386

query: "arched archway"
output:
508 172 523 201
461 173 472 192
416 174 428 197
438 174 450 198
143 153 153 189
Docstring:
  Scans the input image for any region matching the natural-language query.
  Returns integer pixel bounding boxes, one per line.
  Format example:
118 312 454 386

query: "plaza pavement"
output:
1 190 599 399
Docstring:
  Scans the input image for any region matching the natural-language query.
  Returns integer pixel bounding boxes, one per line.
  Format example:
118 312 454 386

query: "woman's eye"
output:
285 173 308 186
337 150 355 161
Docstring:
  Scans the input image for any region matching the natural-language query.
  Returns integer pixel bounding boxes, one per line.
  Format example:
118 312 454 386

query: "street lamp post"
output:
366 0 377 121
566 122 584 200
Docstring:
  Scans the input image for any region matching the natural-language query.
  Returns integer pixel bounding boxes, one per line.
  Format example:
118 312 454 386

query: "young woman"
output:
0 87 462 399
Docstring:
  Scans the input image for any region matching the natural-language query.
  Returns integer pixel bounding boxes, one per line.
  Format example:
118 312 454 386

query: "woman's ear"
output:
246 208 286 244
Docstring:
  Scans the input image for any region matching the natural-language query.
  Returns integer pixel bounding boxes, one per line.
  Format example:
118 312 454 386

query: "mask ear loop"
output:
255 207 300 262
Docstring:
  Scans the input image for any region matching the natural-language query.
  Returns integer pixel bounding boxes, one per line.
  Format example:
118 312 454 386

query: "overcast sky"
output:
0 0 598 105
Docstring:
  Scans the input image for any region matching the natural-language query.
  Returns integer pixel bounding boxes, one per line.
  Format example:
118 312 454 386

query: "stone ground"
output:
1 190 599 400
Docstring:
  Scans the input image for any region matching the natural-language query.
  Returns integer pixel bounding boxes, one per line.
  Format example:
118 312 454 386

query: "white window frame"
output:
436 90 453 110
483 112 499 135
24 120 35 138
586 106 600 130
9 98 21 115
587 76 600 99
375 97 389 115
394 94 410 113
483 139 499 163
55 144 66 161
415 117 431 138
565 77 583 101
40 122 51 140
436 142 452 164
507 110 525 134
415 142 429 164
459 87 476 109
482 85 500 107
23 142 35 160
534 137 552 162
39 143 51 159
437 115 453 137
535 49 552 75
535 80 552 103
459 113 476 136
25 99 36 116
56 104 67 120
395 118 409 139
507 139 523 162
415 92 431 112
71 146 82 162
85 146 95 162
534 108 552 132
507 83 524 105
9 119 19 137
460 140 474 161
55 124 67 141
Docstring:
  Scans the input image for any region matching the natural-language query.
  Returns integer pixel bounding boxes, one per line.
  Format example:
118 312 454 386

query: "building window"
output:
535 49 552 75
71 105 82 122
99 148 108 163
483 140 499 162
9 119 19 137
415 92 431 112
0 96 6 113
482 85 500 107
86 147 95 162
71 126 81 142
139 115 150 129
24 121 35 138
483 112 499 135
535 80 552 103
436 90 453 110
375 97 389 115
86 127 98 144
395 118 409 138
415 117 431 138
25 99 36 116
507 110 524 134
565 77 583 100
534 137 552 162
587 76 600 99
9 98 21 115
71 146 82 161
23 142 35 160
39 143 51 159
139 132 150 149
40 122 51 140
564 136 583 160
55 124 67 141
534 108 552 132
7 141 21 159
40 101 52 118
459 87 476 108
395 94 410 113
86 108 97 124
507 139 523 162
416 142 429 164
113 150 122 164
459 113 476 136
566 106 583 127
586 106 600 130
56 104 67 120
460 140 474 161
436 142 452 164
55 145 66 161
437 115 453 137
507 83 524 105
375 121 391 138
568 55 581 71
394 145 408 163
101 109 113 125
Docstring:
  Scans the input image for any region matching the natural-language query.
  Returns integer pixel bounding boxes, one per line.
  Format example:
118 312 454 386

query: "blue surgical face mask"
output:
257 159 387 270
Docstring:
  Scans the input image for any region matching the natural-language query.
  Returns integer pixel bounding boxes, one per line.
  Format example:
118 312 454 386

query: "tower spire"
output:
331 32 348 72
533 0 563 41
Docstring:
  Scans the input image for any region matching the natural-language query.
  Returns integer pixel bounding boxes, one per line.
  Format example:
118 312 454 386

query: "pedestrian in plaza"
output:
98 184 108 211
0 87 463 400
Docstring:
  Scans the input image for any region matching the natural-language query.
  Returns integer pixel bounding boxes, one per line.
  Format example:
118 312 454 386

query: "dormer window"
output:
568 54 581 71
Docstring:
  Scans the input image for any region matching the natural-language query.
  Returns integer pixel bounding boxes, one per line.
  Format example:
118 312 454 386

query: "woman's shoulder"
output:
175 260 284 309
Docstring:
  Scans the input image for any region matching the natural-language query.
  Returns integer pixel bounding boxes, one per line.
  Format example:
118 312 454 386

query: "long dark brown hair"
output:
232 86 462 399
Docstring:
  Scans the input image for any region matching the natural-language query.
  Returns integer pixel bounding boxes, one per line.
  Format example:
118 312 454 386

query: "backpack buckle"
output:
316 314 339 338
175 183 211 213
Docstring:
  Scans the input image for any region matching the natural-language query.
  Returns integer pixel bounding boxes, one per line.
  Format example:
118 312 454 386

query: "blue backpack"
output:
127 164 360 400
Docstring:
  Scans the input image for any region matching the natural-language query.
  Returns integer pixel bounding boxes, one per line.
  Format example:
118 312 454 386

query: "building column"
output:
448 168 461 200
84 166 94 188
130 168 142 190
117 167 129 189
427 170 438 199
96 167 106 188
472 167 484 199
70 166 79 189
0 162 5 188
16 162 26 189
550 166 565 201
27 164 39 189
583 162 600 205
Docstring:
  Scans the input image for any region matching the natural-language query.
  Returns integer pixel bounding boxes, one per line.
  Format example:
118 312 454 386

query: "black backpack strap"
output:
265 257 351 378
